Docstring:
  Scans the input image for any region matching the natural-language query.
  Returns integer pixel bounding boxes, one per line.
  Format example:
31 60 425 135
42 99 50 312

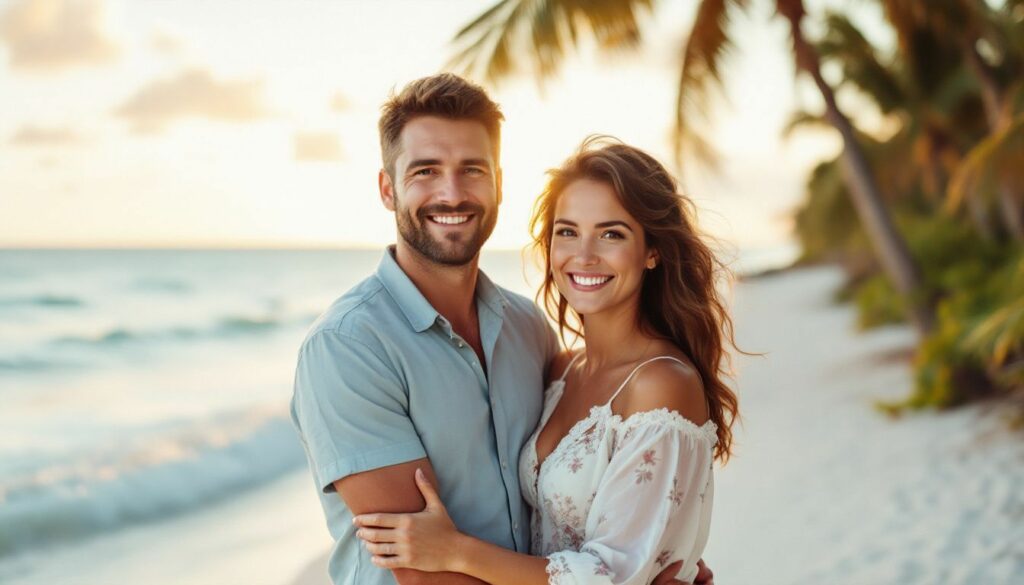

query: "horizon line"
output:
0 243 535 252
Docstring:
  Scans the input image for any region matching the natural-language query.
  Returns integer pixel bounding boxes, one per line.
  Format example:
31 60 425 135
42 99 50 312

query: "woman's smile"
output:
566 272 614 290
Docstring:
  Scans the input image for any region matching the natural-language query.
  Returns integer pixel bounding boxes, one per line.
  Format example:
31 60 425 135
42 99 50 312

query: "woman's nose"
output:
575 238 599 265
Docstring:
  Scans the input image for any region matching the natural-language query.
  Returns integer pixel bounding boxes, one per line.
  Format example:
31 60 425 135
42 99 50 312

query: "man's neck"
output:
393 242 479 332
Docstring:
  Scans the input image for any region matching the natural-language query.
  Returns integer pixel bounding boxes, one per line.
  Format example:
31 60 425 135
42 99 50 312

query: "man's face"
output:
380 116 501 266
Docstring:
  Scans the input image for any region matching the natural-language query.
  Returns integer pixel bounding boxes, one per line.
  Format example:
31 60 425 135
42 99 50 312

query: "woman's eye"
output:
554 228 576 237
601 230 624 240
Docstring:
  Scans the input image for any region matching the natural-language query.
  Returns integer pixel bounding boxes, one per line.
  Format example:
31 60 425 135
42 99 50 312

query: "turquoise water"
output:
0 245 794 559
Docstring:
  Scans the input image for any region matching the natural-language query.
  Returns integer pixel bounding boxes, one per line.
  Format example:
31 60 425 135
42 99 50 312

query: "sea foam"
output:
0 407 305 557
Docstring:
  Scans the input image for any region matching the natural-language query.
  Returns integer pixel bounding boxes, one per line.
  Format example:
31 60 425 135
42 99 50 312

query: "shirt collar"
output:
475 267 509 317
375 246 509 333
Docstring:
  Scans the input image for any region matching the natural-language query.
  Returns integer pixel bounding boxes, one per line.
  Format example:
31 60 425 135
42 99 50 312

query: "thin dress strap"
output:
557 351 584 383
606 356 689 405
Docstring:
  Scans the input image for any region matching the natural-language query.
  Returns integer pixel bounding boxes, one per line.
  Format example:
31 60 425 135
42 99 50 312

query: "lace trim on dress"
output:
545 552 572 585
538 404 605 470
545 550 613 584
609 407 719 443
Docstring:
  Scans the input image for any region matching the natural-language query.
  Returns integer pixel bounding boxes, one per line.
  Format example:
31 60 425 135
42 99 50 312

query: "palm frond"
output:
672 0 746 168
782 109 828 138
817 11 905 114
947 112 1024 211
447 0 530 83
963 297 1024 366
447 0 655 85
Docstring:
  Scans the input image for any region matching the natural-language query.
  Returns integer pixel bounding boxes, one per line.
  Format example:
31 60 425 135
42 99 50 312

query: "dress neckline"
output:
532 354 716 473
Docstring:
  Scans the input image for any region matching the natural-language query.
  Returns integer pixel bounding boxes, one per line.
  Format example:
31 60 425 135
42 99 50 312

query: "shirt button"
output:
513 522 519 530
501 461 508 469
457 341 465 347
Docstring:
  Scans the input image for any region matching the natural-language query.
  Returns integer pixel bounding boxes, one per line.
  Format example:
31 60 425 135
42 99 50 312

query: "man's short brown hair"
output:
378 73 504 178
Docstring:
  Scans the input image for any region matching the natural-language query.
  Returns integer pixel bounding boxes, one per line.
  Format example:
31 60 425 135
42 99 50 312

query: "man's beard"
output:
396 201 496 266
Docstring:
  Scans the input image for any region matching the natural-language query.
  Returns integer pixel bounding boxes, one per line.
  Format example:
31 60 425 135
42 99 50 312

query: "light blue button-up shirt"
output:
291 247 557 585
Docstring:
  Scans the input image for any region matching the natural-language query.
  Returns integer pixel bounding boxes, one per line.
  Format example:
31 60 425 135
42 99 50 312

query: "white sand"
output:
705 267 1024 584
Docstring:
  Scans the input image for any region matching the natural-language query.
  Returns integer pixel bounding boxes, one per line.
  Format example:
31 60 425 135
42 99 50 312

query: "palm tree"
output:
798 10 994 236
449 0 935 334
879 0 1024 241
804 11 967 202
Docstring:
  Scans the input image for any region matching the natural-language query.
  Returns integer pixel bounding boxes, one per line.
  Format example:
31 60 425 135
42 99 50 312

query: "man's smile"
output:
427 213 474 226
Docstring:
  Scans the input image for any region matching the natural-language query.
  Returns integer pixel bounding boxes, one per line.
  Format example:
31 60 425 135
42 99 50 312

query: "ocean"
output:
0 245 796 579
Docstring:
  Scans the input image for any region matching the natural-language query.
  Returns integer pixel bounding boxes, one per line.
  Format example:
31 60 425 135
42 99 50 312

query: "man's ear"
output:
379 169 396 211
495 167 503 207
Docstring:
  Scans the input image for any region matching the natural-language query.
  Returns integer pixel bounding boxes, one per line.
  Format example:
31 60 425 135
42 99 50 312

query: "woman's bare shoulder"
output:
616 356 708 425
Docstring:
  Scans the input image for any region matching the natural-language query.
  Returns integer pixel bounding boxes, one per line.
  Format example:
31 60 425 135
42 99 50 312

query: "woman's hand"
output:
353 468 464 573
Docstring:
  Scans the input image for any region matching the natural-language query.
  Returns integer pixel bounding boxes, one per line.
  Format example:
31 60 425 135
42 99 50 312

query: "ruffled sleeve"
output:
545 410 716 585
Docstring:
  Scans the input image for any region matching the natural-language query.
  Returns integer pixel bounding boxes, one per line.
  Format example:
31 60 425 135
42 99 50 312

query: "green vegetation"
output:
793 2 1024 410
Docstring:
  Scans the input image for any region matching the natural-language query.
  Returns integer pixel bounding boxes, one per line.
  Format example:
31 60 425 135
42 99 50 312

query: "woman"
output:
354 137 739 584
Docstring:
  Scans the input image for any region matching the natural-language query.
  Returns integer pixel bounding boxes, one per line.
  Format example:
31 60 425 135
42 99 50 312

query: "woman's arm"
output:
452 533 554 584
356 469 552 584
356 469 691 585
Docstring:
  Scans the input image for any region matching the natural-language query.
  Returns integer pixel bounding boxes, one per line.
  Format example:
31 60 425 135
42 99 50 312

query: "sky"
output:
0 0 894 251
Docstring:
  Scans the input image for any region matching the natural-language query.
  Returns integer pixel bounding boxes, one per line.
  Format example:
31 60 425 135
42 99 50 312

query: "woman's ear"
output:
646 250 660 269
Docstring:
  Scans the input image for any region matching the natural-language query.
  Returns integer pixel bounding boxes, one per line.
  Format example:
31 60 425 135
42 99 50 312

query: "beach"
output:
3 254 1021 584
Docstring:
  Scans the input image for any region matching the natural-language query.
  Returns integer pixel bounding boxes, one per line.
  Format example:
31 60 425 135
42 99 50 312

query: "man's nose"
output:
433 172 468 205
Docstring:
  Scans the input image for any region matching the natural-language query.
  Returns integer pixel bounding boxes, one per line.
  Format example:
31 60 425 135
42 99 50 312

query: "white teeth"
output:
571 274 611 287
431 215 470 225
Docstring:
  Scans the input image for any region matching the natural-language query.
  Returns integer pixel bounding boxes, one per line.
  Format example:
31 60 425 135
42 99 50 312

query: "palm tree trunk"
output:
777 0 935 335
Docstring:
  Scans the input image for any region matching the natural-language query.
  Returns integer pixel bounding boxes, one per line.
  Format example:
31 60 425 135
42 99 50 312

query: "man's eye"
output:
464 167 486 175
414 168 434 176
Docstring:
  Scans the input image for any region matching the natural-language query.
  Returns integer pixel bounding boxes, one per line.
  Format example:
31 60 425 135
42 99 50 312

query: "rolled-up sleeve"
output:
545 417 715 584
291 329 426 493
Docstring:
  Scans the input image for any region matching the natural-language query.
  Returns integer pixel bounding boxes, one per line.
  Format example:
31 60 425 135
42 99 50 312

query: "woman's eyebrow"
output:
553 219 633 231
594 221 633 231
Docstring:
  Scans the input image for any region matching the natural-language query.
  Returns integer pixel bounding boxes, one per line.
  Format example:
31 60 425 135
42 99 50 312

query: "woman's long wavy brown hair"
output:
530 136 741 462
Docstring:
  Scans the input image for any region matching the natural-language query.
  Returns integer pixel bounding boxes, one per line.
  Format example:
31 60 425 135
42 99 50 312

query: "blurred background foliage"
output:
451 0 1023 412
792 0 1023 411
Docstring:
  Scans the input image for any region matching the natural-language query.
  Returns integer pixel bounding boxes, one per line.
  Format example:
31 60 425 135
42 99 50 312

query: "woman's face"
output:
550 178 655 318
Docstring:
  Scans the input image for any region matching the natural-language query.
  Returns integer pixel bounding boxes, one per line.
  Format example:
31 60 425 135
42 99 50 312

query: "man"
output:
291 73 712 585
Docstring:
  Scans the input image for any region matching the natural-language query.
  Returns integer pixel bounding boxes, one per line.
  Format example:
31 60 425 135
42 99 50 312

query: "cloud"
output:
0 0 119 72
11 124 79 146
294 132 342 162
151 30 183 56
114 68 272 133
330 92 350 112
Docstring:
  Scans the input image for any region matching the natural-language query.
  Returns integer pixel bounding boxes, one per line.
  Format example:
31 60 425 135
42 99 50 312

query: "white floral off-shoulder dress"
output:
519 355 718 585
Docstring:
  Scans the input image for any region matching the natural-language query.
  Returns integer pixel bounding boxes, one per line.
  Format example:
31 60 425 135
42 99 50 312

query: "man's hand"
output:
694 559 714 585
652 560 684 584
649 558 714 585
